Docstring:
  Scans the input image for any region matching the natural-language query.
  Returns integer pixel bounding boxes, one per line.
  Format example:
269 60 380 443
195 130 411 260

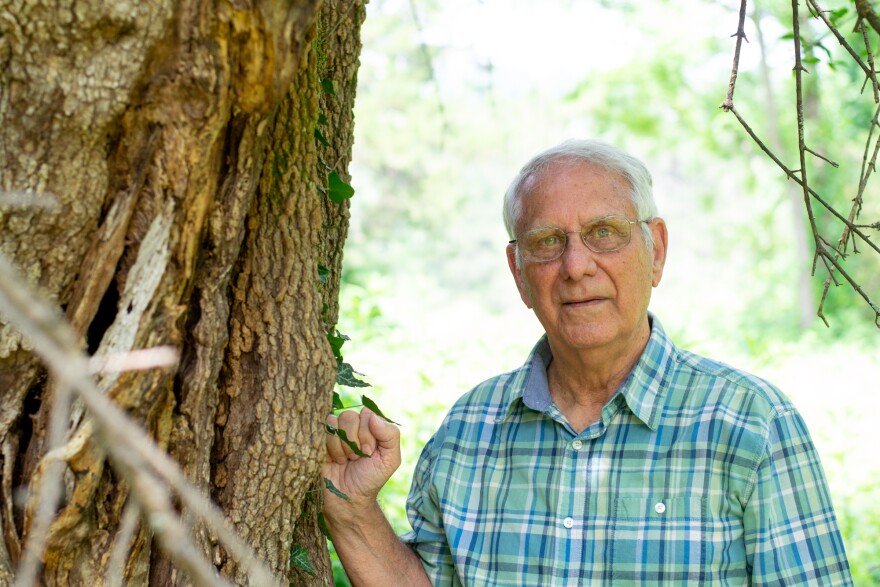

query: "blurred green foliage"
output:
327 0 880 584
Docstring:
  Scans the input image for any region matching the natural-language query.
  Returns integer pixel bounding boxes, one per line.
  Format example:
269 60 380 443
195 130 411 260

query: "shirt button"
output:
571 440 583 451
654 502 666 514
563 517 574 529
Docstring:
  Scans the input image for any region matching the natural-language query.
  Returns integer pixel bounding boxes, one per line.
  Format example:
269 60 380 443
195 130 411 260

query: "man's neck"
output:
545 322 651 433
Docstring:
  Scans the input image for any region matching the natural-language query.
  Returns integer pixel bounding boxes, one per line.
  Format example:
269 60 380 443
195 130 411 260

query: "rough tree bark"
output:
0 0 365 584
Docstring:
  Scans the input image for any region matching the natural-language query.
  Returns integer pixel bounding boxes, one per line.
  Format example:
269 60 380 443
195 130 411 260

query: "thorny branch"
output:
0 251 282 587
720 0 880 328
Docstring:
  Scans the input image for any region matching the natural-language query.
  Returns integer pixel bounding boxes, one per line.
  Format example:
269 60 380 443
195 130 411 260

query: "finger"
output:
358 407 377 456
368 410 400 450
336 410 363 459
325 414 347 464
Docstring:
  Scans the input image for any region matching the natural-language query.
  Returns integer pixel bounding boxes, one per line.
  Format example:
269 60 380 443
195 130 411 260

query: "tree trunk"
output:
0 0 364 584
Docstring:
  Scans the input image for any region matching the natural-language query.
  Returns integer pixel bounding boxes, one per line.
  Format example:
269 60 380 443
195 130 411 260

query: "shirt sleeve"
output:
400 433 461 586
743 406 853 585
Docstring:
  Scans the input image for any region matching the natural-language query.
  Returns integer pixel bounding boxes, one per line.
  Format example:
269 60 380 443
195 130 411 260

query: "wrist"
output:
323 494 384 534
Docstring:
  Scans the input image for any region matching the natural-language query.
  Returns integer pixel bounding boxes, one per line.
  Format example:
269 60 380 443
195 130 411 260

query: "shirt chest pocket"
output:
611 495 707 586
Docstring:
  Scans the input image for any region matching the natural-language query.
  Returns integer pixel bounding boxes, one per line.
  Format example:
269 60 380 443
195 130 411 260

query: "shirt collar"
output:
502 314 675 431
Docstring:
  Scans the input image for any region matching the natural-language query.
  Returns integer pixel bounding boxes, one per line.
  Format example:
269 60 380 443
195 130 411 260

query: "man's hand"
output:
322 407 401 514
320 408 430 587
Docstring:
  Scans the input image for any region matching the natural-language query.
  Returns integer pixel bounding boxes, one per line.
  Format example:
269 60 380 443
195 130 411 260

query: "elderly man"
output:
322 140 852 585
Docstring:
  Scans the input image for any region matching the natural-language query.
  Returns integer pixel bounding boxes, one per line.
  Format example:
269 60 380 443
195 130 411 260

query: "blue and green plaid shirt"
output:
402 316 852 585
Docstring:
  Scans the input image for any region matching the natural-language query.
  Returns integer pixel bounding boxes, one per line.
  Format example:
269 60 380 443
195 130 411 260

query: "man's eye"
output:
594 226 612 239
540 235 561 247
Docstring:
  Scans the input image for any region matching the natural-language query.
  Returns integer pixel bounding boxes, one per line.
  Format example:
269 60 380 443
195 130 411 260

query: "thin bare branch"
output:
804 146 839 167
0 191 59 210
88 346 179 374
12 383 72 587
808 0 880 90
858 17 880 103
105 500 141 587
721 0 750 111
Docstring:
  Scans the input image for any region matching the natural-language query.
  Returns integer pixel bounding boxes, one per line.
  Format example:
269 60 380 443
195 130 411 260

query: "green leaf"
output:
324 477 350 500
803 56 820 64
362 395 401 425
317 112 328 126
317 264 330 283
325 425 367 457
327 171 355 203
321 78 336 95
327 331 348 363
332 391 345 410
317 513 331 539
314 128 330 147
337 362 371 388
290 545 316 576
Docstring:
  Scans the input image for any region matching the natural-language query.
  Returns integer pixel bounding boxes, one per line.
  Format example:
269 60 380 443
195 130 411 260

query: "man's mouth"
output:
563 297 606 307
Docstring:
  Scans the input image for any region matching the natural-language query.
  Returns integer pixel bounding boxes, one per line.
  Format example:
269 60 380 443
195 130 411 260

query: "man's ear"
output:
506 243 533 309
648 218 668 288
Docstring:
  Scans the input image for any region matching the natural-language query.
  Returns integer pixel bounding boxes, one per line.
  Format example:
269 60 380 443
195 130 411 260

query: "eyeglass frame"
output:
508 215 652 262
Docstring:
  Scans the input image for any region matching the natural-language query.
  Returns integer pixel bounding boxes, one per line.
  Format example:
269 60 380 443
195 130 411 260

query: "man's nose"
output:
559 233 599 279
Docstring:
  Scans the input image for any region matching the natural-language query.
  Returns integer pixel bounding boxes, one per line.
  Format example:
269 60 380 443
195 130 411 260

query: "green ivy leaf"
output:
317 112 328 125
324 477 350 500
327 331 348 363
332 391 345 410
327 171 355 203
317 264 330 284
317 513 331 539
314 128 330 147
325 425 367 457
290 544 316 576
321 78 336 95
362 395 401 425
337 362 371 388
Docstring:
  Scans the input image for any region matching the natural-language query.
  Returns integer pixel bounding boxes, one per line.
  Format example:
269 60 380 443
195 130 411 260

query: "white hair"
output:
503 139 658 256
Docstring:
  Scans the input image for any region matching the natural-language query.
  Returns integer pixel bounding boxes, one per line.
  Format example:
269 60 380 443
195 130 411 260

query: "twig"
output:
721 0 750 111
88 346 179 374
12 385 72 587
0 191 58 210
105 500 141 587
808 0 879 89
804 146 839 167
858 18 880 103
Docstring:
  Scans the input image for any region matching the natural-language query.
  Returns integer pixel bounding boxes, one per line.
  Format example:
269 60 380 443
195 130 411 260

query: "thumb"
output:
368 412 399 449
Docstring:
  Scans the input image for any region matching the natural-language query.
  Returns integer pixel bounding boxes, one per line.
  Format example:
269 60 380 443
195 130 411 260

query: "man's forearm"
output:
325 500 432 587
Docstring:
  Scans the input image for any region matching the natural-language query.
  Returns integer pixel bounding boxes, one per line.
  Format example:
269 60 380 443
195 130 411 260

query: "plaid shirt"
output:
402 317 852 586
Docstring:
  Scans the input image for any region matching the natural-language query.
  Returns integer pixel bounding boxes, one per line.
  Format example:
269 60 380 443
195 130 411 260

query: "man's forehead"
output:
519 161 633 216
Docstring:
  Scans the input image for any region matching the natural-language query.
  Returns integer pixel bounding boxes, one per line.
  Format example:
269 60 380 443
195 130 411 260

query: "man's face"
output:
506 162 668 356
